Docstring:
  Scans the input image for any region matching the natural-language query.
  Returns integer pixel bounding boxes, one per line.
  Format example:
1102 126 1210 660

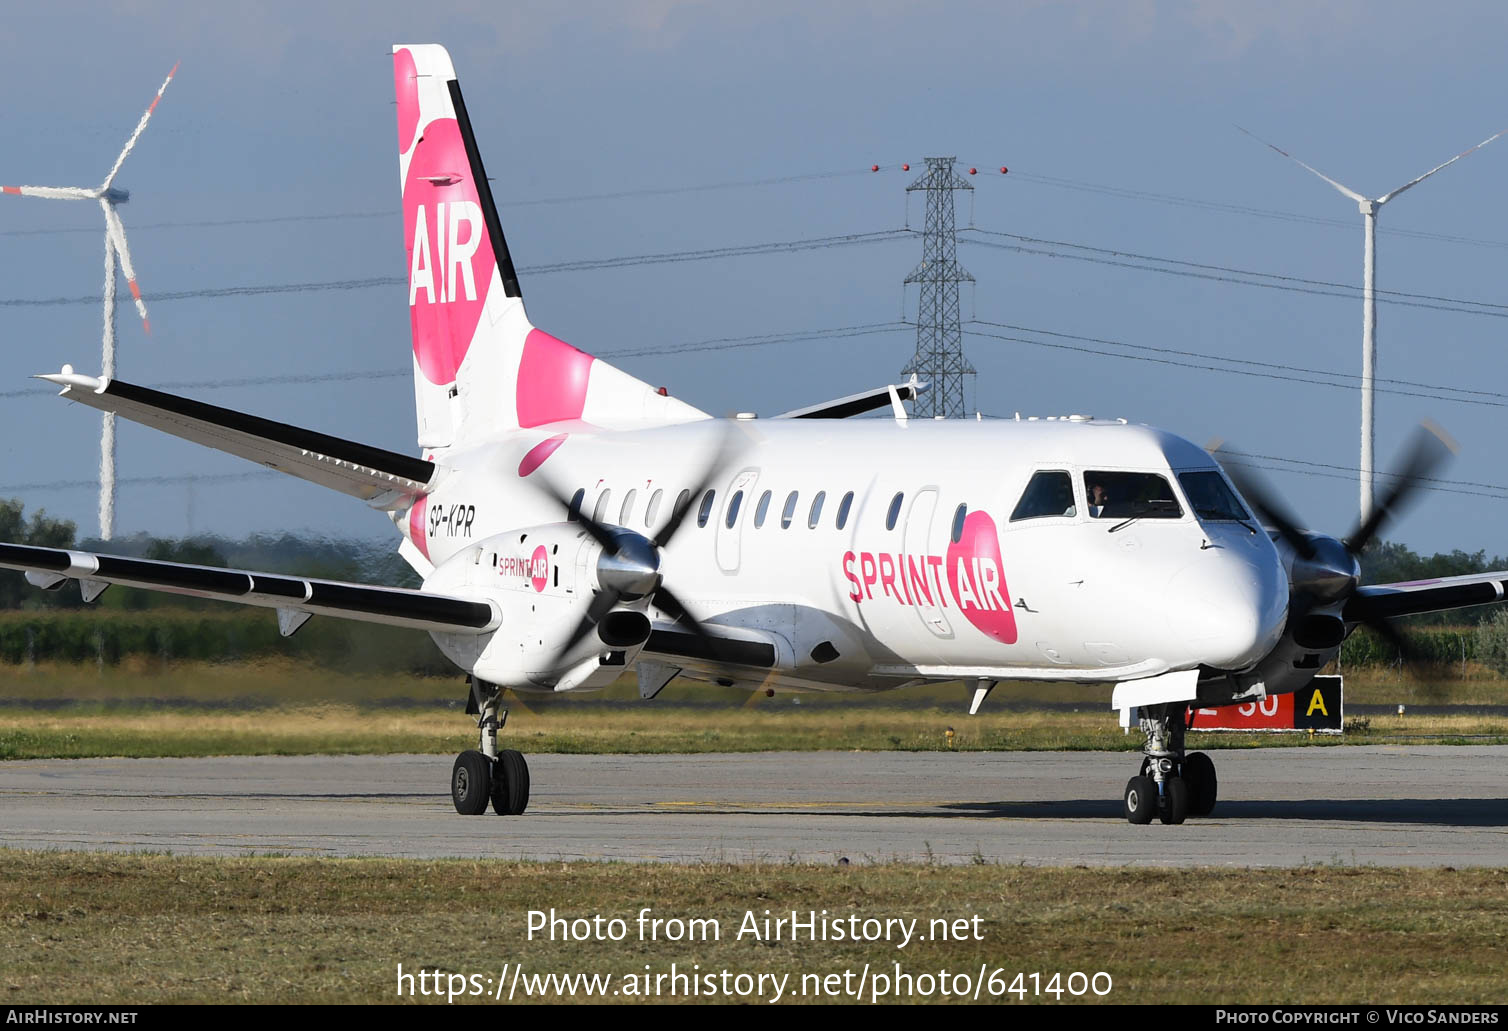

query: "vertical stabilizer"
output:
393 45 706 449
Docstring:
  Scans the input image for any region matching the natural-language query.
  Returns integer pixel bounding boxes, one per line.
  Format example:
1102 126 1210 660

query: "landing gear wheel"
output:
452 749 492 815
1125 775 1156 825
1160 776 1189 825
1184 752 1217 816
490 749 531 815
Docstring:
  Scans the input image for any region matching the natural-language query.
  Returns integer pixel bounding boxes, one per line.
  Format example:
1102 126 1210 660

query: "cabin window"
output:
593 490 612 524
808 491 826 529
781 491 800 529
567 488 585 521
725 490 744 529
1083 471 1181 520
885 492 904 531
696 489 716 528
951 503 968 542
674 490 692 528
1011 472 1076 521
1178 471 1250 524
835 491 854 530
619 489 637 526
754 490 772 528
645 489 663 528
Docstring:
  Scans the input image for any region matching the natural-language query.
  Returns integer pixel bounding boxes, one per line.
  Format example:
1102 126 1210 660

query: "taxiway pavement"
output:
2 747 1504 866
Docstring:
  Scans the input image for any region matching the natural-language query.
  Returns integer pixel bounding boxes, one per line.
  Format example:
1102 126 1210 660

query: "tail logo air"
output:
409 200 484 306
401 115 496 386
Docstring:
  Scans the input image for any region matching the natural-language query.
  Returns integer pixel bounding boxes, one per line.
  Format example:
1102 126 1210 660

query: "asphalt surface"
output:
2 747 1505 866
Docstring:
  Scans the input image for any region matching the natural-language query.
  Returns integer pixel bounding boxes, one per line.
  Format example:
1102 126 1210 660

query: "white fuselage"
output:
409 416 1290 693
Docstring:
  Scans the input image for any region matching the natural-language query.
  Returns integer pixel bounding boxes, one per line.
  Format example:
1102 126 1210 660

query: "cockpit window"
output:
1178 470 1250 523
1083 471 1181 520
1010 471 1077 521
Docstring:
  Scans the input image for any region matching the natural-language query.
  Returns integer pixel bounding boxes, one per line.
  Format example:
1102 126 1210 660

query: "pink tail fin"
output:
393 44 705 448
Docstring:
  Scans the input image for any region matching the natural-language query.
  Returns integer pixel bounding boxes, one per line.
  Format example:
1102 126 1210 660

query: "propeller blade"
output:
1214 450 1316 560
653 420 743 549
101 62 179 192
529 472 623 553
1346 420 1458 555
1360 615 1424 673
651 585 721 653
560 588 620 655
101 201 150 333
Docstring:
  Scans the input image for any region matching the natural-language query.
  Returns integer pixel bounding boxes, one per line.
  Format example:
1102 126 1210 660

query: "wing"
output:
40 369 434 509
0 542 497 636
1343 571 1508 622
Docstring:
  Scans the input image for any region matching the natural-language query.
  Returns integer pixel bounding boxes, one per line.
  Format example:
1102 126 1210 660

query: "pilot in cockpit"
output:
1087 479 1109 518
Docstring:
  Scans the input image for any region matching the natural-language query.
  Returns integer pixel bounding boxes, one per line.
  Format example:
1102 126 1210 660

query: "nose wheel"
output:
1123 705 1216 824
451 680 531 816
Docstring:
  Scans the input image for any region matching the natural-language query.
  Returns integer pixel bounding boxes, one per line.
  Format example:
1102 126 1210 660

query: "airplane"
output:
3 43 1504 826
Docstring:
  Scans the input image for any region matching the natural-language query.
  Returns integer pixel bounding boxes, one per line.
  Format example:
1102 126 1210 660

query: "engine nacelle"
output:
1201 526 1356 704
423 523 653 691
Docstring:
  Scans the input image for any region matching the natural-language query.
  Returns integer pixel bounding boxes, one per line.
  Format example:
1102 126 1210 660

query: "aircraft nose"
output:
1166 546 1288 670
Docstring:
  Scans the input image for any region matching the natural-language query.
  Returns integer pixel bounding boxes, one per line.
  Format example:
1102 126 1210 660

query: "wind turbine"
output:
3 63 179 541
1239 125 1505 526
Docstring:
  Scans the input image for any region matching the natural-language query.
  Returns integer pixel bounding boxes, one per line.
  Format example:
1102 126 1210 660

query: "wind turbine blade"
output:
1 185 96 200
1236 125 1368 204
1377 129 1508 205
101 201 149 334
101 62 179 191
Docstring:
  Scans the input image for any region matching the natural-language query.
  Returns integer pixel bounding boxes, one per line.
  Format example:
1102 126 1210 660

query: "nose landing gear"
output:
451 679 531 816
1122 704 1217 825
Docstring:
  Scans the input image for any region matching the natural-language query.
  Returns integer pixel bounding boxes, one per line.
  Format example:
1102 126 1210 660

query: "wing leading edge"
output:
0 542 498 636
1344 571 1508 623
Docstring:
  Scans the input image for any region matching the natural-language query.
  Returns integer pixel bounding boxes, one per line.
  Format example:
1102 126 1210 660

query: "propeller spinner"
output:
528 423 743 664
1217 421 1458 662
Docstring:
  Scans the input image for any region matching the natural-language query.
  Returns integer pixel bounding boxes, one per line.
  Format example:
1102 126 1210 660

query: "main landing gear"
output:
1122 703 1217 825
452 680 530 816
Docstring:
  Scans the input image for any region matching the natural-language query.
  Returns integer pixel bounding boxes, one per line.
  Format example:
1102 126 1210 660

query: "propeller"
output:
531 421 743 663
1213 421 1458 665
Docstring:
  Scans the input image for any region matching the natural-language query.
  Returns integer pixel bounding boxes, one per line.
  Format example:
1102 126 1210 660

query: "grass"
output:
2 851 1505 1004
4 703 1506 759
3 659 1507 758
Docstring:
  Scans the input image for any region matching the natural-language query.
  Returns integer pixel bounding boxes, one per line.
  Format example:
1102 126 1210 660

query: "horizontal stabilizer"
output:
772 377 924 420
41 369 434 508
0 542 498 635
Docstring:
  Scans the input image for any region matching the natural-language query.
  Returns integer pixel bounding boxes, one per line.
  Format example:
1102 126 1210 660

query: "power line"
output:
0 229 913 310
965 322 1507 409
0 321 911 400
0 471 277 494
1216 449 1508 497
960 228 1508 319
0 168 875 239
992 169 1508 251
1217 457 1508 502
968 319 1508 407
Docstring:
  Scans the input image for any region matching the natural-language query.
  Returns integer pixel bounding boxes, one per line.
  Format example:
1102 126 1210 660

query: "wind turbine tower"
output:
2 63 178 541
1241 125 1505 525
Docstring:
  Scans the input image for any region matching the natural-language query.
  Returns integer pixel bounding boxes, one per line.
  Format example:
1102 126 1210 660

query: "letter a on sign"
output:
1306 689 1328 717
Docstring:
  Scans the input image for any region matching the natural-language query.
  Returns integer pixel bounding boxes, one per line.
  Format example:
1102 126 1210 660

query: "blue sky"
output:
1 1 1505 557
